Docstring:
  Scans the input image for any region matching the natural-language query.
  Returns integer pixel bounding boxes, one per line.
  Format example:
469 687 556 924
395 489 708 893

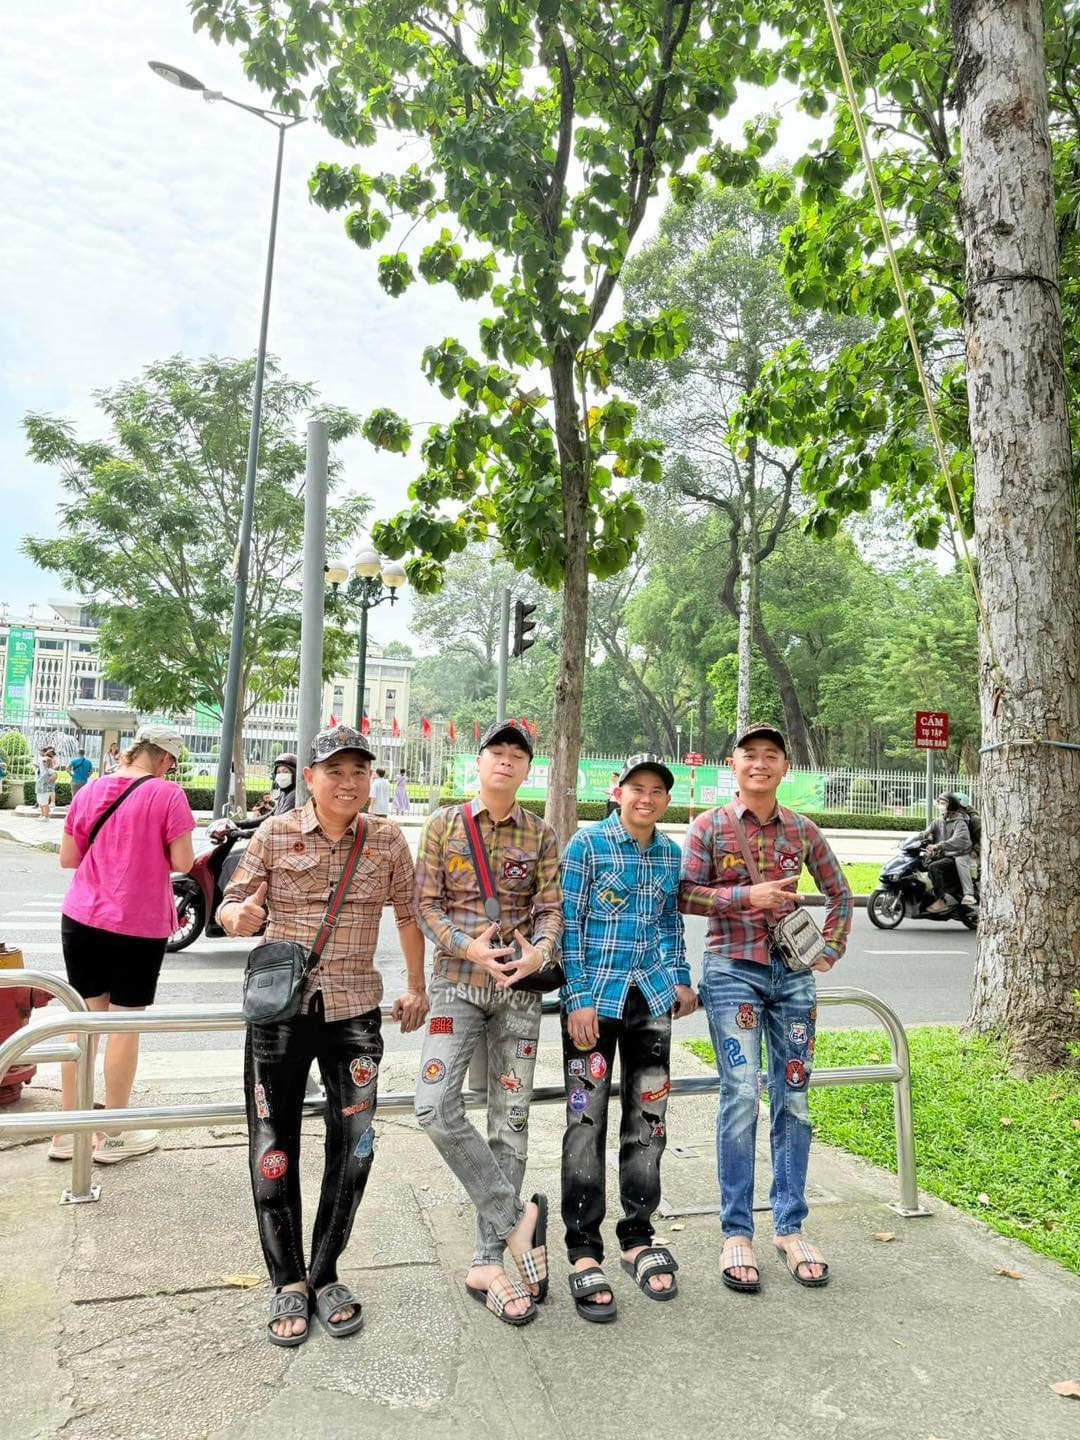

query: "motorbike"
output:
168 820 255 952
867 837 979 931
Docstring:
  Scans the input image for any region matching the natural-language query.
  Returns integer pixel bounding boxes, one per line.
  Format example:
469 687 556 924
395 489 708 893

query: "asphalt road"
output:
1 837 976 1077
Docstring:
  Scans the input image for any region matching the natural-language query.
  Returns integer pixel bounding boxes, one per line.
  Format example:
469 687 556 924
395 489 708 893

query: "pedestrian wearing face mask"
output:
269 753 298 815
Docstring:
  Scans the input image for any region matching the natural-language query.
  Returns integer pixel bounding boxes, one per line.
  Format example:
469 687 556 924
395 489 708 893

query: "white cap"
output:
134 723 183 759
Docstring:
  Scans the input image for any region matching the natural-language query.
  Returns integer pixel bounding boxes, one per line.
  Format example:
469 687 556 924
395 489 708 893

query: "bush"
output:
23 780 72 805
0 730 34 780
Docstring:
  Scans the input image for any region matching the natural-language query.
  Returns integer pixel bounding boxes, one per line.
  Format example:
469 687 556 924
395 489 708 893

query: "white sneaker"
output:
47 1135 74 1162
961 895 978 907
92 1130 161 1164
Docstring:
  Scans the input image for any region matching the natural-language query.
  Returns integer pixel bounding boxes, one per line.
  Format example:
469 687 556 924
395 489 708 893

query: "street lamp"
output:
349 550 407 731
150 60 306 818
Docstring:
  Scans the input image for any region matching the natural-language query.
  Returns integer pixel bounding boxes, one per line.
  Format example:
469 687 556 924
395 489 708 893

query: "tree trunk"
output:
953 0 1080 1071
546 344 588 846
232 701 248 814
751 595 818 767
736 497 753 738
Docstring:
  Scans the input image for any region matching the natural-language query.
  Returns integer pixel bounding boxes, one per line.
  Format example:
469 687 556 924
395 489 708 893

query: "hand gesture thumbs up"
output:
233 880 268 937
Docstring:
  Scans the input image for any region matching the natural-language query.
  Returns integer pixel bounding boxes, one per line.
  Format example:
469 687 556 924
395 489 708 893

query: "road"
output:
0 836 976 1089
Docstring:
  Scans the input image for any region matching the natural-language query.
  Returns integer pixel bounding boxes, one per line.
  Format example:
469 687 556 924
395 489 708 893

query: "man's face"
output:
617 771 671 828
731 738 789 795
303 755 372 819
477 741 531 796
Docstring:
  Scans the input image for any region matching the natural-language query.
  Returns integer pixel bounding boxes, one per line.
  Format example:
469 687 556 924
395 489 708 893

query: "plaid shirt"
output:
561 812 689 1019
222 801 417 1021
679 798 852 968
414 799 563 987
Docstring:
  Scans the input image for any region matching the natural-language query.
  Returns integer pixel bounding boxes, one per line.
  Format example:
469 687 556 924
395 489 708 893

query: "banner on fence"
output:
2 628 35 723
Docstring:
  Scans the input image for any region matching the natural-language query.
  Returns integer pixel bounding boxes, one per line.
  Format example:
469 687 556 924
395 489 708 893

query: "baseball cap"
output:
618 752 675 791
135 723 184 759
734 723 787 754
478 719 533 759
309 724 375 765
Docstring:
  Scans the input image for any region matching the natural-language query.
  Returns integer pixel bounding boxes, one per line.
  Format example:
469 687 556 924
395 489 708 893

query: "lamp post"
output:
350 550 407 730
149 61 306 817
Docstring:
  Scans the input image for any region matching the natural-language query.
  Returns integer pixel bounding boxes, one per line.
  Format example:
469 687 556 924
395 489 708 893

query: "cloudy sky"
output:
1 4 811 651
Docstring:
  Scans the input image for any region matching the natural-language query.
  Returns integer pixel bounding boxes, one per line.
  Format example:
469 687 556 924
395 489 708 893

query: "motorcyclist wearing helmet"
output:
268 752 297 815
919 792 976 913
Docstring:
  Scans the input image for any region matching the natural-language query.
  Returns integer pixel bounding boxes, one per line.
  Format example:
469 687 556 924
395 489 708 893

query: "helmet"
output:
939 791 964 811
272 752 297 771
951 790 973 807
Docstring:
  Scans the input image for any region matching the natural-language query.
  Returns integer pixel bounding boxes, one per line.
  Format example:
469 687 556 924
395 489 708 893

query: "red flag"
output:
519 718 532 735
421 717 432 739
392 716 401 738
448 720 457 742
360 714 371 736
474 721 480 742
328 714 338 727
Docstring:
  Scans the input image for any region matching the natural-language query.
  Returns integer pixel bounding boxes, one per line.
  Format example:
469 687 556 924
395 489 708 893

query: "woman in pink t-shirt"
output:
50 725 196 1165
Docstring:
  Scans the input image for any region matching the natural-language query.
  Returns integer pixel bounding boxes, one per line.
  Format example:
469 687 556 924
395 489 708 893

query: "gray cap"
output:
618 752 675 791
733 723 787 754
134 723 184 759
309 724 375 765
478 719 533 759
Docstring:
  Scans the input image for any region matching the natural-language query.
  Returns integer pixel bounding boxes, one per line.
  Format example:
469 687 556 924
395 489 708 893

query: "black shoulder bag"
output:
242 819 367 1024
82 775 155 851
459 804 563 993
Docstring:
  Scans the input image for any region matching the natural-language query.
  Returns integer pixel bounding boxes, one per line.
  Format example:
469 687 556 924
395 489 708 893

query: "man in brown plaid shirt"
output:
413 719 563 1327
221 725 428 1347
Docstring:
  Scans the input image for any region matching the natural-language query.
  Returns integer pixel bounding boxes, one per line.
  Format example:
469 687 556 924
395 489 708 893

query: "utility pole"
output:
496 588 510 724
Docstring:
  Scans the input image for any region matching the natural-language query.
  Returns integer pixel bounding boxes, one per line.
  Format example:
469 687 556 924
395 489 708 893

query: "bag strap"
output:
84 775 155 850
307 817 367 964
724 804 763 885
460 803 503 924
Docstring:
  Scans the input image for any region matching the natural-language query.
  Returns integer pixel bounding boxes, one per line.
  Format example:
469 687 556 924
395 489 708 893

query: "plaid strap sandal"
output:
775 1236 830 1288
509 1193 549 1302
467 1271 538 1326
620 1245 679 1301
721 1238 762 1293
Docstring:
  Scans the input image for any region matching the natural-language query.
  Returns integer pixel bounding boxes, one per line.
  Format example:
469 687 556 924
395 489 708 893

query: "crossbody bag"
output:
82 774 155 851
459 804 563 994
241 819 367 1024
725 804 828 972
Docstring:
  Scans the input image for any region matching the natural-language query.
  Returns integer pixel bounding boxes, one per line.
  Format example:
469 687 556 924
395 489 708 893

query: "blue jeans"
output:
698 952 816 1240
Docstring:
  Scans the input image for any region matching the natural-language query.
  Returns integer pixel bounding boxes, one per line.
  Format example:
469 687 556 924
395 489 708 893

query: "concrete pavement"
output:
3 1039 1078 1440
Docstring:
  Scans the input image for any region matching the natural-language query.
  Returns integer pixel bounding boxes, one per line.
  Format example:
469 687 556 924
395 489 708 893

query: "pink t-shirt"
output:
63 776 196 938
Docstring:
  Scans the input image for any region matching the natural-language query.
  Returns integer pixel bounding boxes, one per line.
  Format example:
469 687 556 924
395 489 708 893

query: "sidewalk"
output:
2 1042 1077 1440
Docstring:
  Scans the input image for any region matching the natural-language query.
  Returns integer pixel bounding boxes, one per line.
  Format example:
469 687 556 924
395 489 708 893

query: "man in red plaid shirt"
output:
680 724 852 1293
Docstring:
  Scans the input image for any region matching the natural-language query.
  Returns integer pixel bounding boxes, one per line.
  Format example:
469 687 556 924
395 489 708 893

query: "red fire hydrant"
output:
0 945 51 1107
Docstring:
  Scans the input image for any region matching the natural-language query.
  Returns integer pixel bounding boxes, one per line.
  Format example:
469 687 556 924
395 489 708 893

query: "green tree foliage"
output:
22 355 368 792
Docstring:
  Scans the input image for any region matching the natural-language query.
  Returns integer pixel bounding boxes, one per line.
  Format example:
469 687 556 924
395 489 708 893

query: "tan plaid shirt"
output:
222 801 417 1022
414 798 563 987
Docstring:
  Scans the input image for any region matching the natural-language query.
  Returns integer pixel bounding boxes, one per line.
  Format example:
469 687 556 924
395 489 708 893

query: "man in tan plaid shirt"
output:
413 719 562 1327
221 725 427 1347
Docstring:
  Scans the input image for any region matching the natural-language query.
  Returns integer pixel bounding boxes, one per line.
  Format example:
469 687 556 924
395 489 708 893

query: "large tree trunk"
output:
232 700 248 814
736 505 753 738
751 595 818 767
953 0 1080 1071
547 345 589 846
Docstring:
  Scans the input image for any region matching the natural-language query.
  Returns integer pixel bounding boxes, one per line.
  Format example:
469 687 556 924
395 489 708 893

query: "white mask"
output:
275 772 294 790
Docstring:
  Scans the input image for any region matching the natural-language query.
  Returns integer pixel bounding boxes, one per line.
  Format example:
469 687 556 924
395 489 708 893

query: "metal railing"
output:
0 977 930 1218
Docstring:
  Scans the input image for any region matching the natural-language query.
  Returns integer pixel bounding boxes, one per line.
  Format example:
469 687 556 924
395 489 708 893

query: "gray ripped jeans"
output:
415 976 542 1266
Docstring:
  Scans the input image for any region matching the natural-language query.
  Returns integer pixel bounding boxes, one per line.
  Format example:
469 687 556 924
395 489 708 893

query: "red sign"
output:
915 711 949 750
684 752 704 766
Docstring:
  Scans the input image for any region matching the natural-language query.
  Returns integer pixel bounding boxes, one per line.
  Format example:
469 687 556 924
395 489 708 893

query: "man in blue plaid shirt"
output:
559 754 697 1323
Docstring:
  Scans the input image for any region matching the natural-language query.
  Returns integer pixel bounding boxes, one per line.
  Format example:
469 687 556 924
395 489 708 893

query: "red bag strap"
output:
460 803 503 923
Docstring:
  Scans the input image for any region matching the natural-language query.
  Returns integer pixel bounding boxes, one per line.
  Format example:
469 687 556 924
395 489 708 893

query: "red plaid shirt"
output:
679 798 852 968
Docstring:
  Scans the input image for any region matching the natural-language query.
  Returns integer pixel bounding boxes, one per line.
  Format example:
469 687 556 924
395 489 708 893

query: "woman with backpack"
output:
49 724 196 1164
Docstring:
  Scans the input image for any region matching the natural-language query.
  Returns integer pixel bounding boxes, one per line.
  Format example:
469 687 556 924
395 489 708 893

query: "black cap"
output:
734 723 787 754
618 752 675 791
309 724 375 765
478 719 533 758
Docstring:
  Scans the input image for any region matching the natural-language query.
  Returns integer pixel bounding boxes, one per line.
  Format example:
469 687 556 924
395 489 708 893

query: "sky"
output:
1 4 816 653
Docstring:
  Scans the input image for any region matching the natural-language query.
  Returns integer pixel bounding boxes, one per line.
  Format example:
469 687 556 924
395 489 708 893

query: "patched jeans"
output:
245 993 384 1291
560 986 671 1263
415 977 542 1267
697 952 816 1240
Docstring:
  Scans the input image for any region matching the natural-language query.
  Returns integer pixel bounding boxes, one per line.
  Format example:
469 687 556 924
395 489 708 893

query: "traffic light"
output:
512 599 537 658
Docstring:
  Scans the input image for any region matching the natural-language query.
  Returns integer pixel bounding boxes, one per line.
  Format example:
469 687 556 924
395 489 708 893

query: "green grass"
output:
686 1027 1080 1273
797 861 879 895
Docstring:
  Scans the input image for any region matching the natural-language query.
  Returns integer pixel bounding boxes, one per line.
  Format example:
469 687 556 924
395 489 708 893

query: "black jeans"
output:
928 856 960 900
244 995 383 1291
560 987 671 1263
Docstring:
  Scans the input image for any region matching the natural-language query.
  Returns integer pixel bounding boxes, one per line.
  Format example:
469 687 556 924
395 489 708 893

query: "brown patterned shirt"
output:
414 798 564 987
222 801 417 1021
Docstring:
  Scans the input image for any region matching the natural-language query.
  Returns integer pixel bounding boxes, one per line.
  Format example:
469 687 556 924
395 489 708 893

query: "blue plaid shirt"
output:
561 812 689 1019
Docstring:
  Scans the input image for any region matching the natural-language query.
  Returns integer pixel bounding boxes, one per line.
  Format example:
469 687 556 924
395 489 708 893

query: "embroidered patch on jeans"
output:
354 1128 374 1159
498 1069 523 1093
568 1088 589 1113
736 1003 758 1030
507 1104 528 1131
259 1149 288 1182
341 1100 371 1117
350 1056 378 1088
651 1122 666 1139
786 1058 808 1089
254 1082 270 1120
516 1039 536 1059
788 1022 808 1045
428 1016 454 1035
641 1079 671 1103
809 1006 818 1021
588 1052 607 1080
567 1057 586 1078
722 1038 747 1069
422 1059 446 1084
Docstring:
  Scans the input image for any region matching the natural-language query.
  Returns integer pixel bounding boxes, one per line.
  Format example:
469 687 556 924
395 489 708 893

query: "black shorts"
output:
61 915 167 1007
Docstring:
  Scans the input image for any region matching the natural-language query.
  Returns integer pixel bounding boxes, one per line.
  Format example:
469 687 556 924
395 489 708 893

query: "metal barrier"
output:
0 976 930 1217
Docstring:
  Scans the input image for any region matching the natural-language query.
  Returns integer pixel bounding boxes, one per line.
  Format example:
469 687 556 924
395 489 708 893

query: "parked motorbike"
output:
867 837 979 931
168 820 254 952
